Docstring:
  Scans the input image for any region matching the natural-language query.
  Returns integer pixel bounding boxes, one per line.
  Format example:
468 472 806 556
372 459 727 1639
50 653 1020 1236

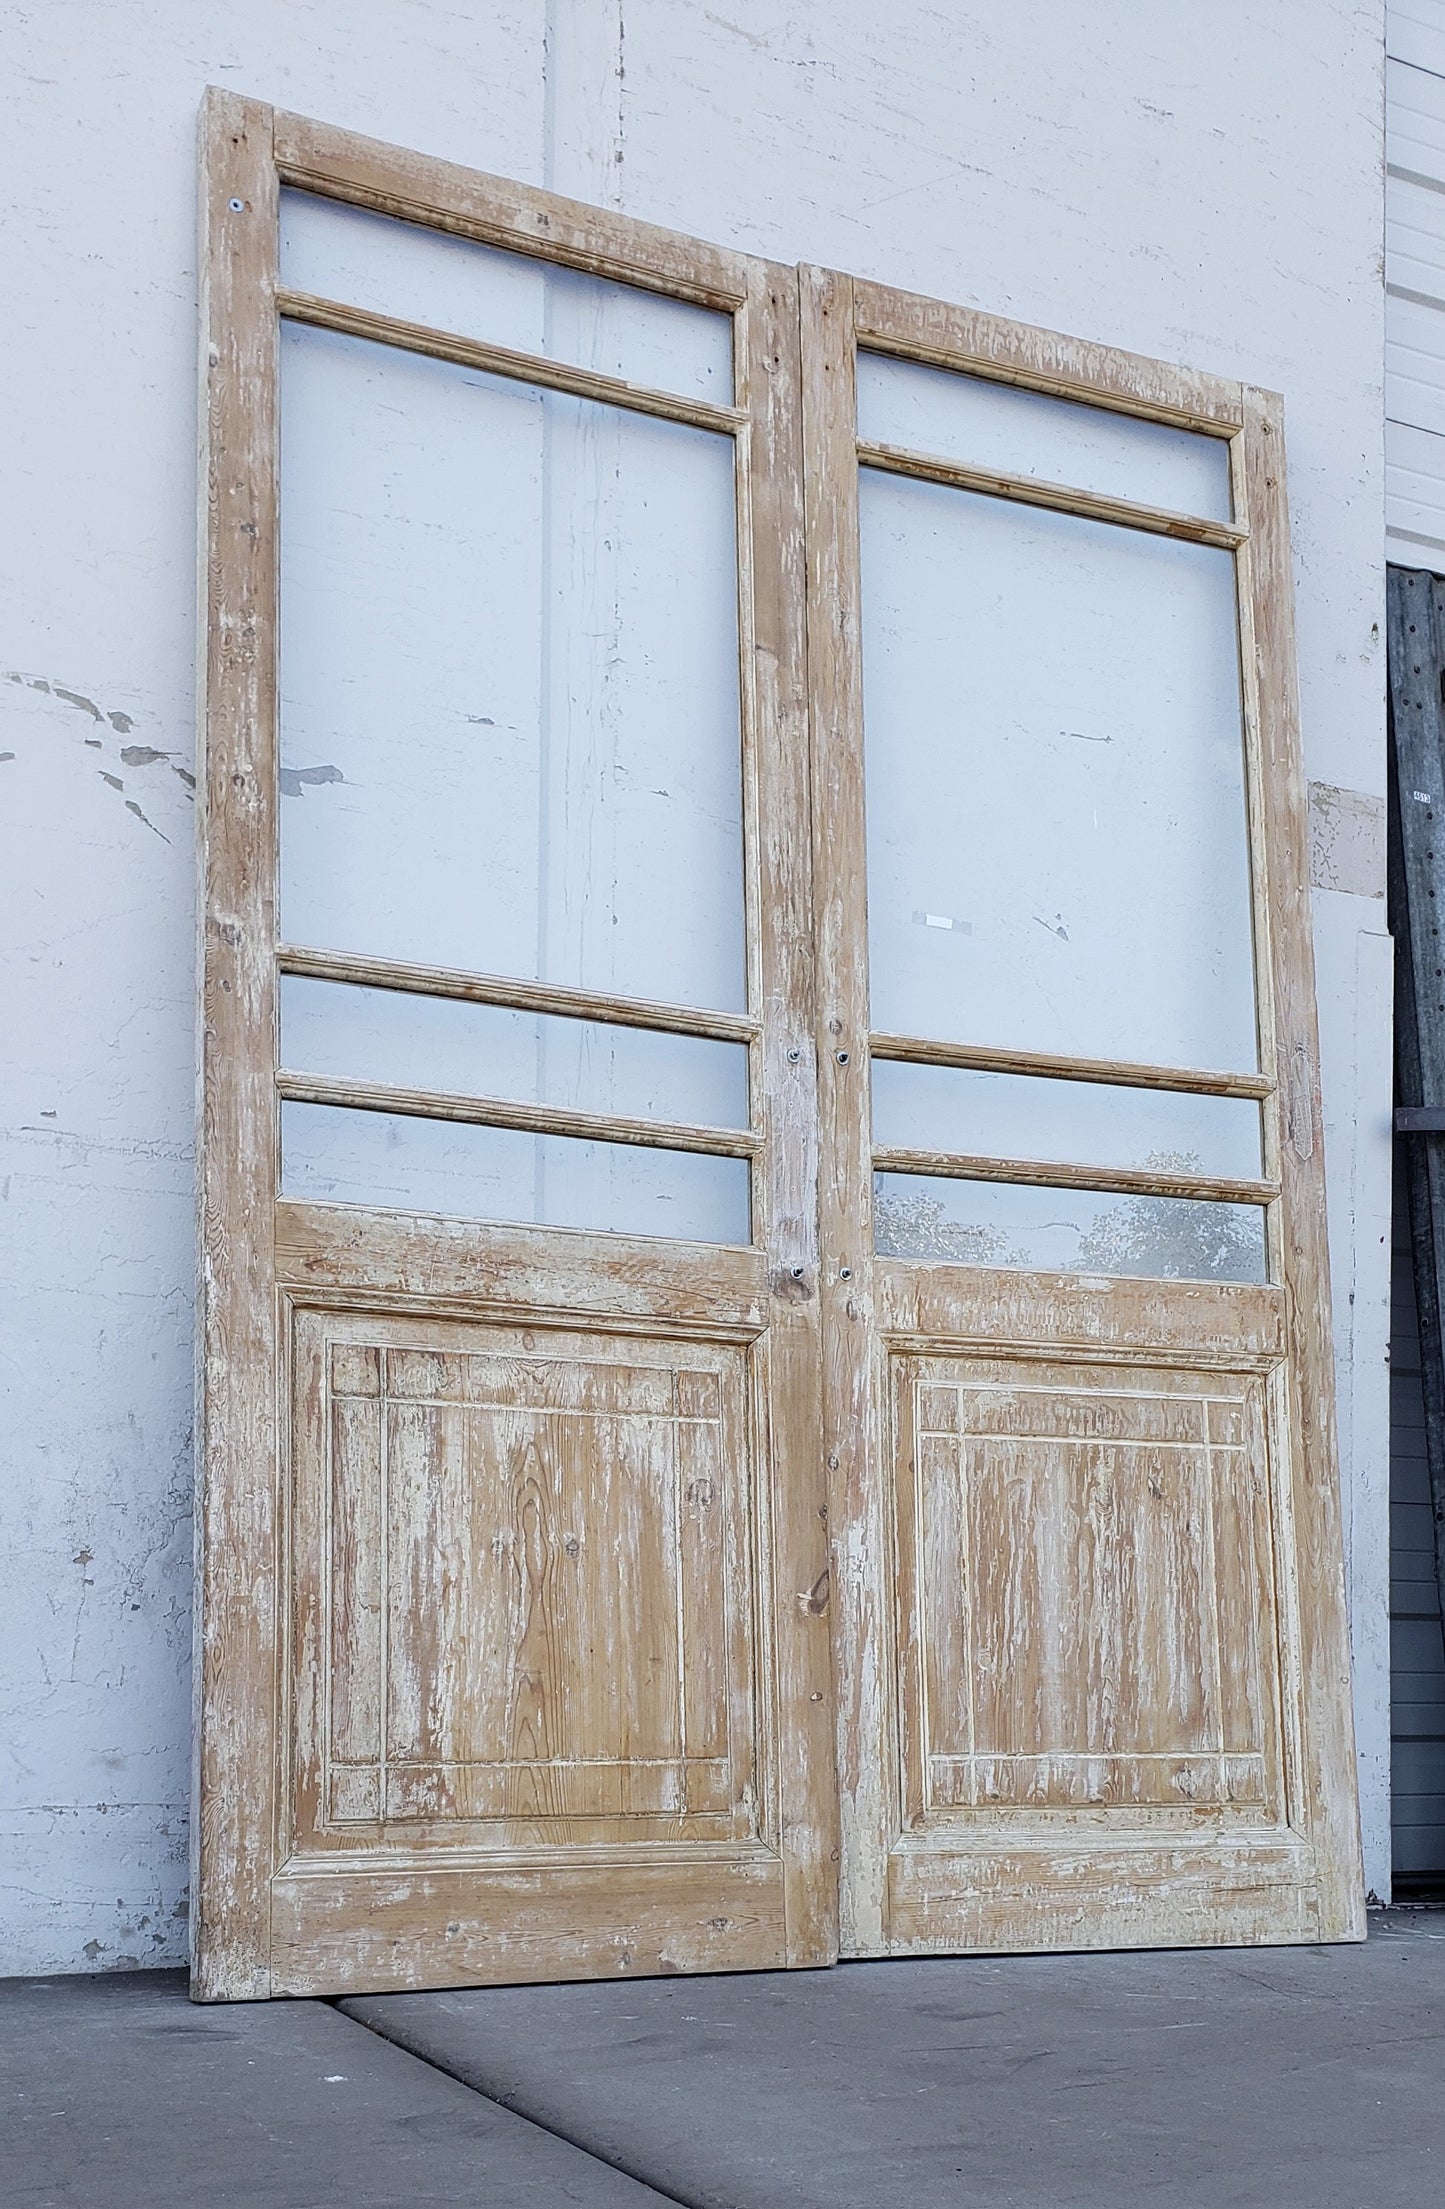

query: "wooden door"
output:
197 98 1364 1999
194 96 833 1999
802 269 1366 1952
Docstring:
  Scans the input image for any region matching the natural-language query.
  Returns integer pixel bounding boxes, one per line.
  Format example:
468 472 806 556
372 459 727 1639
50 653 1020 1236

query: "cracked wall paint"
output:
0 0 1392 1975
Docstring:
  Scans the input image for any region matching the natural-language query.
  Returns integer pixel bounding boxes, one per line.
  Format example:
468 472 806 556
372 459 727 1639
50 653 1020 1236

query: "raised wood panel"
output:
290 1309 766 1855
894 1354 1284 1830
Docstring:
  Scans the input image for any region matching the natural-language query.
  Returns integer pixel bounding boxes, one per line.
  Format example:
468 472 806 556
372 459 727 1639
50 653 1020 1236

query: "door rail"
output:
868 1029 1273 1100
277 1067 761 1158
278 944 759 1044
870 1144 1277 1207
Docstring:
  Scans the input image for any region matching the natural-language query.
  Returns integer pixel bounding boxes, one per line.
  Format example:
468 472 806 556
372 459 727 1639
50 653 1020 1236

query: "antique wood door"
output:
197 98 1364 2000
802 269 1365 1952
194 95 834 1998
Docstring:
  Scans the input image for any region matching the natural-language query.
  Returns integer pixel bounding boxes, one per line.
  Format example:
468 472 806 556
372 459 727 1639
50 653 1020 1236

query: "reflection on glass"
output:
281 189 733 403
281 978 750 1131
283 1103 751 1245
871 1061 1261 1179
873 1173 1267 1284
860 473 1257 1070
280 324 744 1009
855 351 1233 520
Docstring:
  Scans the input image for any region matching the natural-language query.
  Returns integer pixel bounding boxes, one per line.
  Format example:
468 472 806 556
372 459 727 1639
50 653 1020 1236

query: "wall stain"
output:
279 763 345 796
3 669 191 839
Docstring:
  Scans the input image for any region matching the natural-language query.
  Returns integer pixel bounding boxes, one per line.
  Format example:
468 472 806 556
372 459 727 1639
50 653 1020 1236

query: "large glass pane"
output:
861 473 1257 1070
281 976 749 1130
279 324 744 1009
280 189 733 404
855 352 1233 520
283 1102 750 1244
873 1173 1266 1284
871 1061 1261 1180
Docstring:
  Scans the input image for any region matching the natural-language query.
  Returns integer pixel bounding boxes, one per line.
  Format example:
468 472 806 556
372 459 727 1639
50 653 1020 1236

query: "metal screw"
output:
790 1264 805 1280
836 1049 850 1065
228 198 245 212
787 1047 801 1063
839 1266 852 1280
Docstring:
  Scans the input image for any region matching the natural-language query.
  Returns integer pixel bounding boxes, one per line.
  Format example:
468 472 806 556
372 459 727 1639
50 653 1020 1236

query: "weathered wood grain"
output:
278 287 747 434
200 101 832 1997
852 276 1246 431
1237 386 1364 1939
278 943 759 1045
273 107 751 307
199 102 1362 1996
869 1146 1276 1207
856 437 1246 548
869 1029 1272 1101
741 259 838 1962
800 262 892 1955
275 1068 760 1161
193 89 282 2002
803 273 1363 1958
274 1198 771 1330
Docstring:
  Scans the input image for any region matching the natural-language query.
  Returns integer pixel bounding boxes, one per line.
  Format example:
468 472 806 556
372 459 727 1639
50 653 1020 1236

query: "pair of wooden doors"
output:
195 93 1364 1998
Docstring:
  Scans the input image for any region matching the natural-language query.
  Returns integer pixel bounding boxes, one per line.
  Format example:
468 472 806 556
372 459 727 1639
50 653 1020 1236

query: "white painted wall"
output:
0 0 1390 1972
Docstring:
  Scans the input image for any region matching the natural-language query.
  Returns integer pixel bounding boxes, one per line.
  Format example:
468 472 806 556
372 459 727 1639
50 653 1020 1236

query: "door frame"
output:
196 92 1364 1996
195 90 834 1999
799 265 1364 1950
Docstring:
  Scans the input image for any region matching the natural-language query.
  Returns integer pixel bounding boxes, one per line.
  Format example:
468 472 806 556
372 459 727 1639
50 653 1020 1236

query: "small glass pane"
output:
873 1173 1267 1284
281 977 749 1130
280 189 733 404
280 324 744 1010
871 1062 1261 1180
856 351 1233 521
861 472 1257 1070
283 1102 750 1244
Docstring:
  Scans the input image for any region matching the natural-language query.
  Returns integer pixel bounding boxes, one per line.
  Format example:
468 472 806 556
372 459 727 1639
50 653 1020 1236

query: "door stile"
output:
194 89 284 2000
1236 388 1364 1933
740 260 838 1961
798 264 893 1953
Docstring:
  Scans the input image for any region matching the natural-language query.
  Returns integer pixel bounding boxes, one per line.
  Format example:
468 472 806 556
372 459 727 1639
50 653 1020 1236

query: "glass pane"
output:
280 189 733 404
861 473 1256 1070
280 323 744 1010
281 976 749 1129
283 1102 750 1244
856 352 1232 521
873 1173 1266 1284
871 1061 1261 1180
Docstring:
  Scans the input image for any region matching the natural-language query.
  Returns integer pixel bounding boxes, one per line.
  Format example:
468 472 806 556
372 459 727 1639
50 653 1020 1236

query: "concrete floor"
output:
6 1911 1445 2207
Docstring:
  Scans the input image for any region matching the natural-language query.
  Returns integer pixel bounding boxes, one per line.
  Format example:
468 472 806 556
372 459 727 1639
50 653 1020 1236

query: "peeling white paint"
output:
0 0 1391 1971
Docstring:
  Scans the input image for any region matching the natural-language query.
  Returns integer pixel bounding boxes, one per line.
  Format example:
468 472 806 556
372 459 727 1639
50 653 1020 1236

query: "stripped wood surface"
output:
197 98 830 2000
856 437 1246 548
193 90 282 2003
868 1029 1273 1100
279 944 759 1044
276 1068 761 1162
196 98 1363 1999
869 1146 1276 1208
803 270 1364 1956
278 288 747 435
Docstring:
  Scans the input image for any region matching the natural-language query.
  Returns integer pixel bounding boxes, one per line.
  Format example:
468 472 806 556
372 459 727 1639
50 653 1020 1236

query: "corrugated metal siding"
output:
1388 6 1445 563
1390 1150 1445 1886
